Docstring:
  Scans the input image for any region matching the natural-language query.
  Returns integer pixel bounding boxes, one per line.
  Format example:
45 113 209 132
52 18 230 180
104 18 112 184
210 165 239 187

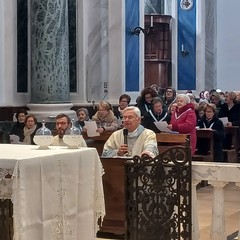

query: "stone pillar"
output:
209 181 228 240
192 180 200 240
28 0 76 121
235 182 240 239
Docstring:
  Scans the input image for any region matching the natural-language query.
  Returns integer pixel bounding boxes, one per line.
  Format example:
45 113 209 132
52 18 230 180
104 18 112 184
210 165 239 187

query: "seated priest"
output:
102 106 158 158
52 113 87 147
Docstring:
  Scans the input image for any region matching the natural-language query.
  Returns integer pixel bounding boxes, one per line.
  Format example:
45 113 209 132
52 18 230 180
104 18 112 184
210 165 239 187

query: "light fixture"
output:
131 16 154 36
131 26 154 36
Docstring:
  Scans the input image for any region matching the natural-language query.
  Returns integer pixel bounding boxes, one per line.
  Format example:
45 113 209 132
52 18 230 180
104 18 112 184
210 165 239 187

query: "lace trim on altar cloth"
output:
11 162 22 240
0 168 14 199
0 168 14 179
94 160 106 233
51 159 73 240
94 190 106 232
0 178 13 199
51 159 106 239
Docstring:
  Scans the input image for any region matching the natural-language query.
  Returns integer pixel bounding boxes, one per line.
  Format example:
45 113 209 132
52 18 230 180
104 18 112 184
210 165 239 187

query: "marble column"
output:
28 0 76 121
192 180 200 240
235 182 240 239
208 181 228 240
205 0 217 91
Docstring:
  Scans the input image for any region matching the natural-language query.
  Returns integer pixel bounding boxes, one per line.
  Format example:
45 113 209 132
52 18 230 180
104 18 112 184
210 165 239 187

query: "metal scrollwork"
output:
126 145 191 240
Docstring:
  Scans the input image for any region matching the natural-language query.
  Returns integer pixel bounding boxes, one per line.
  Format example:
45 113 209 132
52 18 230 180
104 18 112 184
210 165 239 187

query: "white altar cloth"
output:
0 144 105 240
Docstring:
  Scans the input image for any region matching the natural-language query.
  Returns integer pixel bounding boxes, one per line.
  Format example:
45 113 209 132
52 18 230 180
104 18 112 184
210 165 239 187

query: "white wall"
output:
0 0 4 104
1 1 240 108
0 0 29 106
217 0 240 92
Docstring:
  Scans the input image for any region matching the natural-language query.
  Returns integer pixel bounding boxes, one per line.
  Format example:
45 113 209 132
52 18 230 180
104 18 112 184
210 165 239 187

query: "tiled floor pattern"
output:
97 183 240 240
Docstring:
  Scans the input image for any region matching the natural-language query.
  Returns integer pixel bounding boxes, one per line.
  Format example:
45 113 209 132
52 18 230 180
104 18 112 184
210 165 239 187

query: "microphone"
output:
123 128 128 145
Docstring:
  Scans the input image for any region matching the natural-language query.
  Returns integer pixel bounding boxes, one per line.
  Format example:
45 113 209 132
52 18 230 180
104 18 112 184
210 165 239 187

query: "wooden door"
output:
144 15 172 92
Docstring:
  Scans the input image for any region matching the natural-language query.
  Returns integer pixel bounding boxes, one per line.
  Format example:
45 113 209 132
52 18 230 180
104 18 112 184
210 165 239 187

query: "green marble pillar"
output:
31 0 70 103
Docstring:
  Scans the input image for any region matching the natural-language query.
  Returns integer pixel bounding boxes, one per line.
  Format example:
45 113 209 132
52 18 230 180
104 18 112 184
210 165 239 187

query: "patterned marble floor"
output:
97 183 240 240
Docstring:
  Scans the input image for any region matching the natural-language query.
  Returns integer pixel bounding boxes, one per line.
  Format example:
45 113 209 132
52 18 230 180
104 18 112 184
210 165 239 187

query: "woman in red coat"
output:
167 94 197 155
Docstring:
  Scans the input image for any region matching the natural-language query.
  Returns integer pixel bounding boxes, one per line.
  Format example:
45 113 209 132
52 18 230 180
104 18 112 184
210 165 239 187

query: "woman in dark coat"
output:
10 109 28 142
136 87 158 116
218 91 240 149
197 103 225 162
142 97 170 133
162 87 176 110
23 114 38 145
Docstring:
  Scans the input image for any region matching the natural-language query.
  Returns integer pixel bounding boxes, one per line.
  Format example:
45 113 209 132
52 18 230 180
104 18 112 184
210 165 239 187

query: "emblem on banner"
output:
180 0 194 11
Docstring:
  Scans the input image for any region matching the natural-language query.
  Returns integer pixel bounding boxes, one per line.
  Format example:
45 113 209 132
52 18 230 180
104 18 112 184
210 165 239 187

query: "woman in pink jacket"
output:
167 94 197 155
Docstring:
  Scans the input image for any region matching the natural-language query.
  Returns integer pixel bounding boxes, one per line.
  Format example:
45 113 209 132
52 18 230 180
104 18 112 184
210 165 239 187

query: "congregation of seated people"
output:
9 111 40 145
4 86 240 162
80 87 239 162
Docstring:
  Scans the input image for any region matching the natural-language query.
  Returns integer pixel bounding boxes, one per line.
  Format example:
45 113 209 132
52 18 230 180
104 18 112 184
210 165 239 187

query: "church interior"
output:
1 0 240 239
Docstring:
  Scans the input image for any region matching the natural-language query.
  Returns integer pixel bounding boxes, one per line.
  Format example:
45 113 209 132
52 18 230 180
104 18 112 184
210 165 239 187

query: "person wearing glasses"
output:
197 103 225 162
162 87 176 110
136 87 158 116
52 113 87 146
102 106 158 158
142 97 170 133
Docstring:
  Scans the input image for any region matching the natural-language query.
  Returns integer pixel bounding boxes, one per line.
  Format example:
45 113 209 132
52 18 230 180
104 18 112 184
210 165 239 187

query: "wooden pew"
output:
0 131 3 143
224 126 239 163
99 157 127 236
82 132 112 155
156 131 216 162
82 130 218 162
193 129 214 162
83 131 190 155
82 131 190 156
156 133 189 153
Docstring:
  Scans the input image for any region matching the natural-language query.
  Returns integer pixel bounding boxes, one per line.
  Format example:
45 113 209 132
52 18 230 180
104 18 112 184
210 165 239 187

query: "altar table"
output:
0 144 105 240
